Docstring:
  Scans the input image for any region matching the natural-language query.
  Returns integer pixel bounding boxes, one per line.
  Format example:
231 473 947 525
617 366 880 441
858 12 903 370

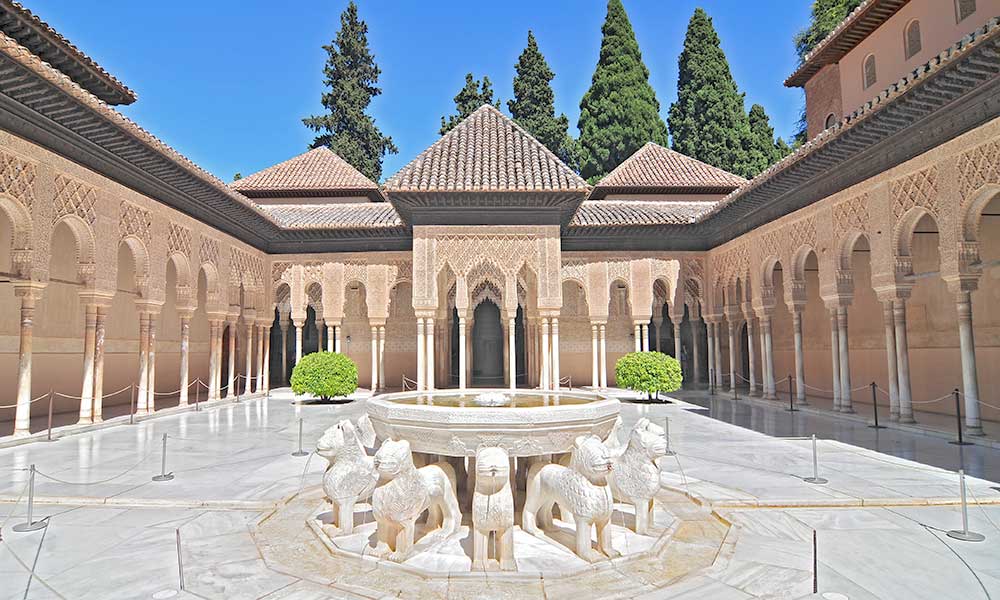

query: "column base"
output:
840 407 856 415
898 416 916 424
77 417 93 425
966 426 985 437
12 428 31 438
764 394 776 401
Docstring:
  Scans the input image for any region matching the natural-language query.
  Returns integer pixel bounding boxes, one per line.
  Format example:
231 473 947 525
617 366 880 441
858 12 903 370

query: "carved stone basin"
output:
366 389 620 457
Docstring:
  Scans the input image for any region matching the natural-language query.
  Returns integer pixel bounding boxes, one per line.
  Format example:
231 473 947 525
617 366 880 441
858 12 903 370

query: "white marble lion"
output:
472 446 516 571
522 435 619 563
608 418 667 535
370 438 461 562
316 419 379 536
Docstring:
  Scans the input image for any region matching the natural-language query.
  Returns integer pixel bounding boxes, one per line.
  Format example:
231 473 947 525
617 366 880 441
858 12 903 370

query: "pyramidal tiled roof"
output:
384 104 589 193
232 147 380 198
571 200 717 228
256 203 402 230
591 143 745 198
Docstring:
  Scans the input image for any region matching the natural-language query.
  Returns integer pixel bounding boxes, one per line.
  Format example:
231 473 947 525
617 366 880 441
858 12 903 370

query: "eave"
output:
386 190 588 228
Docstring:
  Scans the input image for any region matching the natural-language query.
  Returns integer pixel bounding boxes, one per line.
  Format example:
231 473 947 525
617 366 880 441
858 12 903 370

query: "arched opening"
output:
387 281 416 388
305 282 324 354
904 19 922 59
471 299 503 386
342 281 370 389
863 54 877 89
824 113 837 130
269 282 291 386
970 192 1000 421
608 279 632 386
557 279 590 387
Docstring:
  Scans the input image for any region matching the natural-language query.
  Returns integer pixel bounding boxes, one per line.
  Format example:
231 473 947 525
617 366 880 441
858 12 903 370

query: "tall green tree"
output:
745 103 790 176
302 2 397 182
792 0 864 144
508 31 574 163
577 0 668 181
668 8 753 178
440 73 500 135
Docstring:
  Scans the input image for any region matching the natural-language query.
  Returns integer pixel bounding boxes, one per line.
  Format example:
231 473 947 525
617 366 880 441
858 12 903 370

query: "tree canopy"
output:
440 73 501 135
745 103 791 177
302 1 397 182
509 31 574 164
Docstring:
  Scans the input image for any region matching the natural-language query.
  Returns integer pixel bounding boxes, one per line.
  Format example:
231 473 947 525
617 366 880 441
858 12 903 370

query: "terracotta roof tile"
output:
592 142 745 197
571 200 717 227
384 104 589 192
256 203 402 230
232 147 379 197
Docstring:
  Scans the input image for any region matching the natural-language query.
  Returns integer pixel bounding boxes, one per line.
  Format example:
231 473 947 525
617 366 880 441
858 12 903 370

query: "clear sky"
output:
36 1 812 183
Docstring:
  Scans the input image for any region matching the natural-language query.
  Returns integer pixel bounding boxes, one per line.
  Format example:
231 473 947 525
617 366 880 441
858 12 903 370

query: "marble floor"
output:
0 388 998 599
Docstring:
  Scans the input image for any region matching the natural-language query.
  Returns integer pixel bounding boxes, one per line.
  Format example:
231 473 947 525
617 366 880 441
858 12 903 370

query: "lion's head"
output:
569 435 613 484
316 419 363 460
475 446 510 492
629 421 667 461
373 438 415 478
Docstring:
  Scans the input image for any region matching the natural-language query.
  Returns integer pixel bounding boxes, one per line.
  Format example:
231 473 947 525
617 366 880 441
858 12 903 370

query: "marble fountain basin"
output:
365 389 620 457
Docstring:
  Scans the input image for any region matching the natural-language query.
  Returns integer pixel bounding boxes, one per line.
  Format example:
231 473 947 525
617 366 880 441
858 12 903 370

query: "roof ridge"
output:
232 146 378 194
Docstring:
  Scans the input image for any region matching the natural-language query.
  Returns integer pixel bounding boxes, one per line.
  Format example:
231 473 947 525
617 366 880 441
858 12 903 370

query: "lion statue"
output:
316 419 378 536
608 418 667 535
370 439 461 562
472 446 515 571
522 435 618 563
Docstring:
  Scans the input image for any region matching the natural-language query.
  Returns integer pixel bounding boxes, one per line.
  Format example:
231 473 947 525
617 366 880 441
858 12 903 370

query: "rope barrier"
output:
28 444 157 486
910 392 954 405
0 392 50 410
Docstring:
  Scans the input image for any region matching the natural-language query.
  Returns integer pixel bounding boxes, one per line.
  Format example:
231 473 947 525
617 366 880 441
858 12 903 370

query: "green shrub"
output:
290 352 358 400
615 351 683 399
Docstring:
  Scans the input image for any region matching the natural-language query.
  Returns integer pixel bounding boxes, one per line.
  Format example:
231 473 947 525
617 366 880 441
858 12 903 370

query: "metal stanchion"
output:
949 388 969 446
812 530 818 593
152 433 174 482
663 417 676 457
803 434 827 484
12 464 47 532
44 389 55 442
291 418 308 457
946 469 985 542
786 375 797 412
869 382 885 429
129 383 136 425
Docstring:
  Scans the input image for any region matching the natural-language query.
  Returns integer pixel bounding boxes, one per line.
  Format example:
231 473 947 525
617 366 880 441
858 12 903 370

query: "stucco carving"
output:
54 174 96 225
0 150 36 211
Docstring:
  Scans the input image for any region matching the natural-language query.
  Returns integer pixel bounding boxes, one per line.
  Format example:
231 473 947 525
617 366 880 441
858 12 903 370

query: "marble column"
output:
78 303 97 424
881 301 899 420
501 319 510 387
691 318 703 386
893 299 914 423
837 306 853 413
762 315 776 400
136 312 150 415
653 318 662 353
262 326 271 393
599 323 608 388
727 320 737 393
316 319 324 354
745 316 758 396
279 321 288 384
13 286 42 437
255 324 265 393
370 325 379 391
226 321 237 399
454 316 464 390
207 320 220 402
674 323 682 364
147 312 158 411
634 323 642 353
294 319 303 365
508 317 516 390
92 305 107 421
829 309 841 411
178 311 191 406
591 323 599 387
426 317 435 390
714 322 723 391
551 318 560 389
334 323 341 353
540 318 550 390
416 318 426 390
955 291 983 435
378 325 386 392
706 321 715 389
326 324 334 352
792 309 807 405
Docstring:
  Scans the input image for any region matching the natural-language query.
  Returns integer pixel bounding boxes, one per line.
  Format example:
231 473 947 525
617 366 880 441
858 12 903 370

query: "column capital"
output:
415 310 435 320
242 308 257 322
821 296 851 310
13 280 45 302
370 318 387 327
942 274 980 295
78 290 114 307
135 299 164 316
873 284 912 303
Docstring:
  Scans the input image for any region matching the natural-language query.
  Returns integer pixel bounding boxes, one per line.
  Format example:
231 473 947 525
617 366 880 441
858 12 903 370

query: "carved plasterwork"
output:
200 236 220 267
891 166 939 219
833 194 870 237
54 174 96 225
0 151 36 211
119 201 152 244
167 222 191 257
957 139 1000 199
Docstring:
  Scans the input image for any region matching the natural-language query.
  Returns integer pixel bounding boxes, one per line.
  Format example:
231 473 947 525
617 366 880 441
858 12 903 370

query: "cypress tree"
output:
302 1 397 182
745 103 789 176
440 73 500 135
508 31 573 163
668 8 752 178
577 0 668 181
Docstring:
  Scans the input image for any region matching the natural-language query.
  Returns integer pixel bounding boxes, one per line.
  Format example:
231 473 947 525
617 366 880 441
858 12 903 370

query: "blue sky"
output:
38 1 812 182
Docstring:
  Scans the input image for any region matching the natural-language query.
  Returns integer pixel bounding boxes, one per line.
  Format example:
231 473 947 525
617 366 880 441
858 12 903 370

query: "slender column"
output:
727 320 737 393
893 300 914 423
762 315 776 399
706 321 715 389
653 319 662 353
674 323 682 364
78 304 97 424
634 323 642 353
713 321 723 390
136 313 150 415
691 319 702 385
426 317 435 390
458 317 467 389
881 301 899 420
508 317 516 390
13 287 41 436
551 318 560 389
591 323 599 387
279 321 288 384
378 325 386 391
955 291 983 434
326 325 334 352
599 323 608 388
207 321 219 401
147 312 158 411
745 317 757 396
92 306 107 421
837 306 853 413
416 318 426 390
226 321 237 399
294 320 303 364
501 318 510 387
829 309 841 411
255 324 265 393
334 323 341 353
316 319 324 354
792 309 807 405
641 323 650 352
540 318 550 390
370 325 379 391
178 312 191 406
262 326 271 393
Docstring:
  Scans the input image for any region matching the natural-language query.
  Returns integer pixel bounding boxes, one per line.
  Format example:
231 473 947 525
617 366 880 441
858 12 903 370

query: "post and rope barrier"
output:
869 382 885 429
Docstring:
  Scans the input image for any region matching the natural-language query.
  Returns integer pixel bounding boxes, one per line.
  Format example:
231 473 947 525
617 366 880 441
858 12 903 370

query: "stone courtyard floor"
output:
1 389 999 599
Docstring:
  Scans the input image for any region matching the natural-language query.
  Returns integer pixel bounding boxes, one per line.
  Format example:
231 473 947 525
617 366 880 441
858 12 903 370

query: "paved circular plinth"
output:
366 389 621 457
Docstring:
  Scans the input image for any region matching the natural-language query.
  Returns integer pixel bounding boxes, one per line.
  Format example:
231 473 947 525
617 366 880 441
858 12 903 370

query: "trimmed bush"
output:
615 351 683 399
290 352 358 400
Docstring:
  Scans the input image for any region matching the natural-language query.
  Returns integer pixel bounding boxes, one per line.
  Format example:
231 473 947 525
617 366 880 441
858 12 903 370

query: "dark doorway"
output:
472 300 503 386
